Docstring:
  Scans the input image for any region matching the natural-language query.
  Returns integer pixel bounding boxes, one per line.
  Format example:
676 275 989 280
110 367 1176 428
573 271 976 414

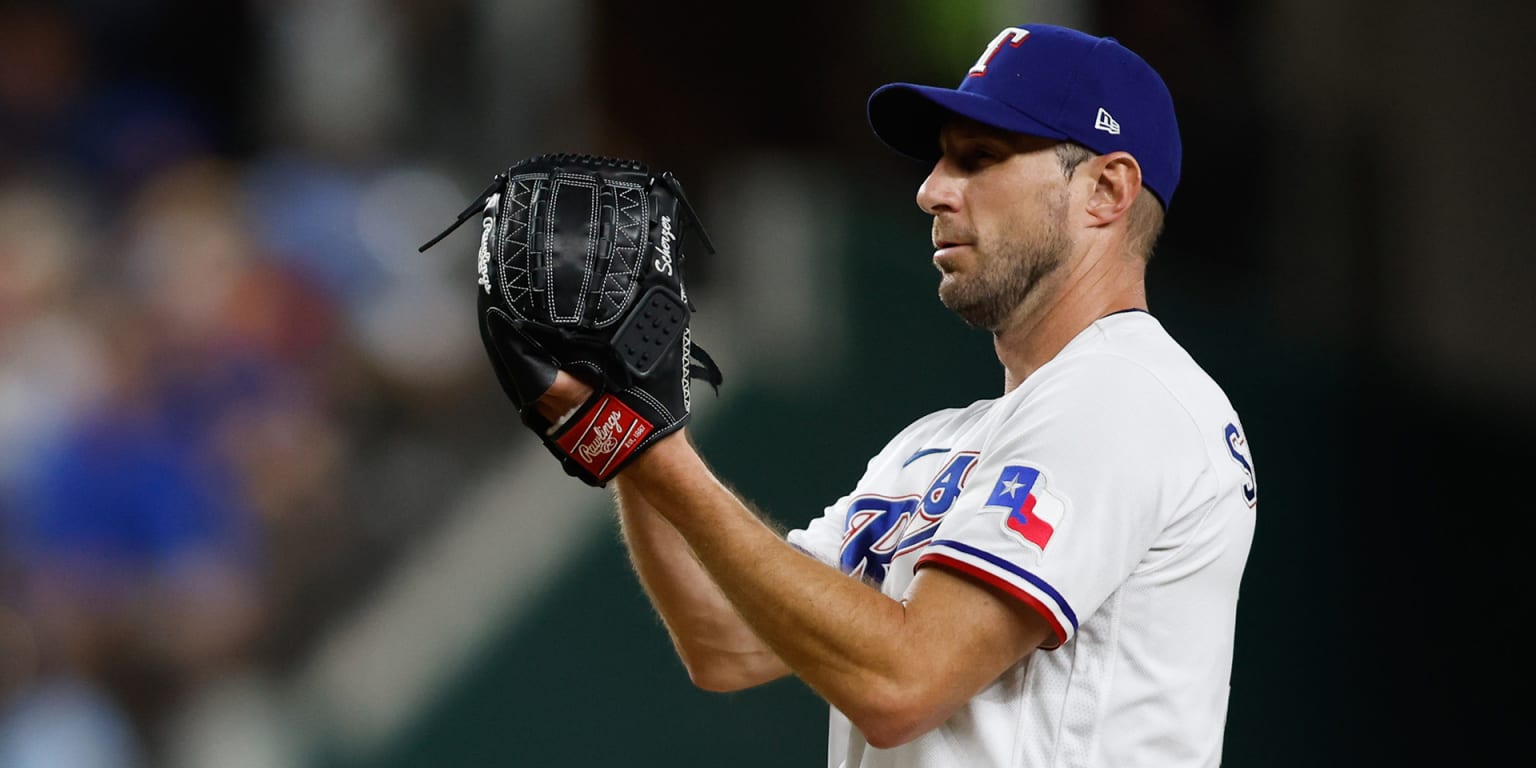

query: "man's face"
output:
917 119 1076 331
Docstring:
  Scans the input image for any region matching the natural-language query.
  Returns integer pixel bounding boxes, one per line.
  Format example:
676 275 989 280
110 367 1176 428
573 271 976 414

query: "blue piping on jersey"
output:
930 538 1079 632
1100 307 1150 318
901 447 950 467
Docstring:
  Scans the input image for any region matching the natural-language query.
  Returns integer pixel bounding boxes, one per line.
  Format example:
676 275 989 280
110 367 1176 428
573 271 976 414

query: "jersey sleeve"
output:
787 409 958 568
914 353 1208 648
787 493 852 568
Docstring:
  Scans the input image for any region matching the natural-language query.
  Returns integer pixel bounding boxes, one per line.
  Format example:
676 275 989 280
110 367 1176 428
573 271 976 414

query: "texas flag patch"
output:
984 466 1063 552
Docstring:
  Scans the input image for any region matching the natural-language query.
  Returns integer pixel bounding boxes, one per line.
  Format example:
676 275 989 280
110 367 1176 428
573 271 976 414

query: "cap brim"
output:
867 83 1069 161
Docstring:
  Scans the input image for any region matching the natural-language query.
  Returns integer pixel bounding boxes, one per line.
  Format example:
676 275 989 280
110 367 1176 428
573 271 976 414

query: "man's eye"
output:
960 148 997 168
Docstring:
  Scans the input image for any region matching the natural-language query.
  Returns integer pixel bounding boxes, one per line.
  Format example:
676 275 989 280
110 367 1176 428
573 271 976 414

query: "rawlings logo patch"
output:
578 410 625 463
556 395 653 479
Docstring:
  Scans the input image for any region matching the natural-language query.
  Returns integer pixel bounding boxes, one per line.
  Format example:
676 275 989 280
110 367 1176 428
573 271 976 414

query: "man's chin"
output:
939 287 999 331
936 278 962 315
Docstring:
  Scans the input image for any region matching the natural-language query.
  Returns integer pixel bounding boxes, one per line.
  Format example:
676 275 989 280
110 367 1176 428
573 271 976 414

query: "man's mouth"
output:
932 219 976 262
933 240 972 258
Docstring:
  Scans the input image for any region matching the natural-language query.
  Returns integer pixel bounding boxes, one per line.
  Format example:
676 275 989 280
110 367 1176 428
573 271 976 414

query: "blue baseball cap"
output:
868 24 1182 208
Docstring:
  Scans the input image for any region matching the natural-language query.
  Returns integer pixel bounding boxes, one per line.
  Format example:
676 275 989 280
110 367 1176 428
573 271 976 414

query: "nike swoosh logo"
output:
901 447 950 468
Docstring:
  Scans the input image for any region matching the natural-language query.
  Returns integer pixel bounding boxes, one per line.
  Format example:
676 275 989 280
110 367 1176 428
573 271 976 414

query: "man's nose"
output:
916 157 960 215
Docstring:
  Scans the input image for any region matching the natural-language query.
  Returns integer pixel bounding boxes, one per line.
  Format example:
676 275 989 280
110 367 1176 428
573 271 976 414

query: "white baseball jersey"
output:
787 311 1257 768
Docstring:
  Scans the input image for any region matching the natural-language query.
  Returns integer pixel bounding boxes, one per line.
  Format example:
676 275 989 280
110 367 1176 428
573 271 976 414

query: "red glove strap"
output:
554 394 654 480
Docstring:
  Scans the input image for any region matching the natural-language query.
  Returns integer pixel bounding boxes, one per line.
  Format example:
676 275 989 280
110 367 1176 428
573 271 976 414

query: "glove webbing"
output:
420 158 725 393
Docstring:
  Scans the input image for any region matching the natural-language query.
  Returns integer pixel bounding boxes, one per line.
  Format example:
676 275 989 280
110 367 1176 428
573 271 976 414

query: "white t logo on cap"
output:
969 27 1030 77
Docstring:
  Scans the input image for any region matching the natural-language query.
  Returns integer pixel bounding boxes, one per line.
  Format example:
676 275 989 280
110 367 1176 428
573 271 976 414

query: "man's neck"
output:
994 245 1146 393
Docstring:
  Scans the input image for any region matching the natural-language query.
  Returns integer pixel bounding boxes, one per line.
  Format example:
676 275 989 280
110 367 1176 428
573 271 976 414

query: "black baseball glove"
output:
420 154 721 486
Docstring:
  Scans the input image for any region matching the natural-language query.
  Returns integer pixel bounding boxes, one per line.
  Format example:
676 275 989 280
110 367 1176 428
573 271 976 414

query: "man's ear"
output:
1085 152 1143 227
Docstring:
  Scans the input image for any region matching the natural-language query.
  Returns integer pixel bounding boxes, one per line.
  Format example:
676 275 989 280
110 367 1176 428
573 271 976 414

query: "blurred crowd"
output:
0 1 1518 766
0 2 509 765
0 0 1025 764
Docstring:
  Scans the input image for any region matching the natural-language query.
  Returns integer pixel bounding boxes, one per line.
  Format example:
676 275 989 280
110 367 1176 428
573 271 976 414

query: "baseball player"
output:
529 23 1256 768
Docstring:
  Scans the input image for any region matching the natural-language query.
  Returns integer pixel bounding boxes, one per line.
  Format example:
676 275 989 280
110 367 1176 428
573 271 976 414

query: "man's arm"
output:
621 431 1056 749
613 479 791 691
533 373 789 691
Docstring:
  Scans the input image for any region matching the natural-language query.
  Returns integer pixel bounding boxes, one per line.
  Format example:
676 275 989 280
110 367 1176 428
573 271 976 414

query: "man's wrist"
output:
621 428 693 485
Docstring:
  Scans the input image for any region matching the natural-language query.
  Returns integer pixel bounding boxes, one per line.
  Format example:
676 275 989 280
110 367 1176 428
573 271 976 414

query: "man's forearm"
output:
614 478 790 691
621 432 921 728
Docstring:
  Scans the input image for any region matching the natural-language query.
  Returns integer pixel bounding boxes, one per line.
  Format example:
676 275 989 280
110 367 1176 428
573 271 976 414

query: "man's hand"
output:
534 371 597 431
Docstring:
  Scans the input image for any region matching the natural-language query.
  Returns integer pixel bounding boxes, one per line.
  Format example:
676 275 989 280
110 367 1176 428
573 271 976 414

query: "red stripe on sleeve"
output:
916 552 1068 648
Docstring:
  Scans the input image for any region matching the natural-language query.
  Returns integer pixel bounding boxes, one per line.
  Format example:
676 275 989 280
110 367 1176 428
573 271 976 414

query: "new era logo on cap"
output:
1094 108 1120 135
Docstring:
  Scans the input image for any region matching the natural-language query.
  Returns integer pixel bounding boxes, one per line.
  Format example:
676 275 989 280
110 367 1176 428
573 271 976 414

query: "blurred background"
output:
0 0 1530 766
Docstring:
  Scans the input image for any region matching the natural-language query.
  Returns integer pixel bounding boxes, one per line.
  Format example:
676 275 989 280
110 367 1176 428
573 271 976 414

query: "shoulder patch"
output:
985 465 1065 552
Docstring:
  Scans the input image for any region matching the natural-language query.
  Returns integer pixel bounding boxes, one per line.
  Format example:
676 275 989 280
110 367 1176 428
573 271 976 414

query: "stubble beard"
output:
939 198 1071 332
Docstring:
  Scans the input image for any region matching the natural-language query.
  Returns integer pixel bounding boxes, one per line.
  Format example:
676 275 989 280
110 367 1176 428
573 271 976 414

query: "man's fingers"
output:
534 370 597 424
